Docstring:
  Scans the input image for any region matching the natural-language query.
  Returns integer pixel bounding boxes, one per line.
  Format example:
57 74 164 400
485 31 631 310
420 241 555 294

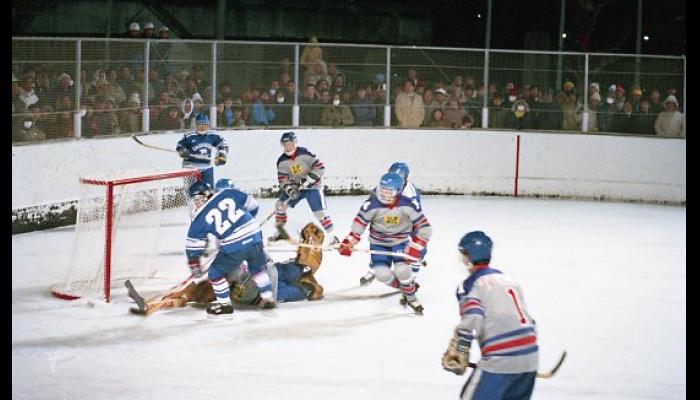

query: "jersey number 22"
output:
205 198 245 235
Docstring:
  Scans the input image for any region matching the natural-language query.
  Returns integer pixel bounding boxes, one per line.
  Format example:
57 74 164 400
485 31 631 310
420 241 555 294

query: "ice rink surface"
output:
12 195 686 400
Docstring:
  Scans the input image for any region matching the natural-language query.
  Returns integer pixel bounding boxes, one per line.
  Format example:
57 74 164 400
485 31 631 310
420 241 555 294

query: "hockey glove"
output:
441 330 472 375
302 172 321 187
177 147 189 159
214 151 227 166
284 184 300 200
405 237 427 263
188 257 203 278
338 233 359 257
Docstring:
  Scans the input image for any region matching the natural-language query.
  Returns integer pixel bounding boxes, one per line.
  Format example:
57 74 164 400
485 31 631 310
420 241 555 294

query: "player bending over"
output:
186 180 275 315
126 222 326 315
270 131 334 242
442 231 539 400
360 161 424 286
338 172 431 314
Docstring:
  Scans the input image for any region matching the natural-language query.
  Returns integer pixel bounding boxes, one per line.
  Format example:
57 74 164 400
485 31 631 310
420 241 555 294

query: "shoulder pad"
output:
277 153 290 164
295 147 316 157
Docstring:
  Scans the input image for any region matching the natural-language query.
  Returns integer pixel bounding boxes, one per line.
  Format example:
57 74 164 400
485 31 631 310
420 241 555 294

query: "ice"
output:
12 195 686 399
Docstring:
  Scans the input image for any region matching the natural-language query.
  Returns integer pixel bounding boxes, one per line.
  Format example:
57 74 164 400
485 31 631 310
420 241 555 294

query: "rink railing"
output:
12 37 686 140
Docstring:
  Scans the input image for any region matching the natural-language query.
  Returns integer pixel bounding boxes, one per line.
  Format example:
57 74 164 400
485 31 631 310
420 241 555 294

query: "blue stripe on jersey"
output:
481 327 536 347
464 309 485 316
459 268 503 297
487 346 540 357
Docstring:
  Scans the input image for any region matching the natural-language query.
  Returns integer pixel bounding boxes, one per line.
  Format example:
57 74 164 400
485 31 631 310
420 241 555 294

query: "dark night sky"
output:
430 0 686 55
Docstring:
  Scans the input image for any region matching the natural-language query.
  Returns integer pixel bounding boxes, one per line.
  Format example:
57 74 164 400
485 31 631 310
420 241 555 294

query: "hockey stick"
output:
267 241 422 262
467 350 567 379
259 181 314 227
132 133 178 153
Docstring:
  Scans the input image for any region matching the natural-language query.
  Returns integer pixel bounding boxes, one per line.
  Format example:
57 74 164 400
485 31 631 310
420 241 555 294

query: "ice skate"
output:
206 302 234 315
400 295 424 315
268 225 291 243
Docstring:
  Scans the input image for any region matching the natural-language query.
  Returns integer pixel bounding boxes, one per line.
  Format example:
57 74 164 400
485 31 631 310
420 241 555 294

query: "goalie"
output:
127 222 326 315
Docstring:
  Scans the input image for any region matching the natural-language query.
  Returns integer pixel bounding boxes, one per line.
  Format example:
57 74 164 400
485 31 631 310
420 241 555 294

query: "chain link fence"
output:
12 37 685 144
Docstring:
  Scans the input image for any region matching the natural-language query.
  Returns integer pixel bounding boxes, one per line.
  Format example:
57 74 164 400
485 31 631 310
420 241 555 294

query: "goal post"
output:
51 168 201 302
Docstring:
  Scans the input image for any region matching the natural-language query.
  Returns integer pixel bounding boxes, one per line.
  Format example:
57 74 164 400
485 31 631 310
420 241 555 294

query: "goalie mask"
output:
377 172 404 205
188 181 213 209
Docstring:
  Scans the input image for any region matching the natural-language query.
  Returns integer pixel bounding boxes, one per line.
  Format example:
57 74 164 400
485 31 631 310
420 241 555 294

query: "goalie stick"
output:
265 241 422 262
467 350 567 379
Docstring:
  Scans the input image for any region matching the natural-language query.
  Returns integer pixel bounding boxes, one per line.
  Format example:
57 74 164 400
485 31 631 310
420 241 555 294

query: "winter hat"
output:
589 82 600 92
608 84 617 93
664 95 679 107
129 22 140 32
434 88 448 96
563 81 575 91
191 93 203 102
144 22 155 30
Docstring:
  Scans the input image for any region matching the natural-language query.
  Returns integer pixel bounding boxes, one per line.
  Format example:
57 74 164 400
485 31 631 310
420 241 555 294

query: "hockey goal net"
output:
51 169 201 302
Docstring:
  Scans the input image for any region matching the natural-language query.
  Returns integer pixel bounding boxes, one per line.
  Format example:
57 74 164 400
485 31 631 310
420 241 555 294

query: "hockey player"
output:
126 222 325 315
270 131 334 242
186 181 275 315
360 161 424 286
214 178 258 217
175 113 228 189
337 172 431 314
442 231 539 400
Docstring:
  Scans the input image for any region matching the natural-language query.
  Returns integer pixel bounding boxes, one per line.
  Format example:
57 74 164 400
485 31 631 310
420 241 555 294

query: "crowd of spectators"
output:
12 34 685 143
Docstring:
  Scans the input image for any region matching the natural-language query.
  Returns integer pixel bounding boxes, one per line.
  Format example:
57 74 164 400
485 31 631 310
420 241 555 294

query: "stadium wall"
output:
12 129 686 233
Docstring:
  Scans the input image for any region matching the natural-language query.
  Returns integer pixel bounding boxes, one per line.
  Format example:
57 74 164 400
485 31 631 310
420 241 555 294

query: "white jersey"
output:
455 266 539 373
349 193 431 247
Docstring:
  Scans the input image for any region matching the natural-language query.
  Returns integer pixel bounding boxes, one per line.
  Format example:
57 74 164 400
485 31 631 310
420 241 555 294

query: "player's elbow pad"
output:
249 206 259 218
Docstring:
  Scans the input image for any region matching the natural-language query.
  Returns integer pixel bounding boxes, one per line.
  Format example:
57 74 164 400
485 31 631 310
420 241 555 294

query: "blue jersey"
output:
186 188 262 258
176 131 228 168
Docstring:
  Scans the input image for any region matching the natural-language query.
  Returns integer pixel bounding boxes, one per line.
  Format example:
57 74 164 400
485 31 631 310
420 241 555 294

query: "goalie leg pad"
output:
297 222 325 273
298 271 324 300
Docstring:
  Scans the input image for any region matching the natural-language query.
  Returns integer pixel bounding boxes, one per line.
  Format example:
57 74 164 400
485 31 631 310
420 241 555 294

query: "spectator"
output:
327 63 339 84
219 96 235 127
230 107 246 128
315 78 330 98
648 88 663 114
304 61 329 88
300 36 323 72
192 64 209 91
51 95 74 139
508 98 530 130
503 87 518 110
272 90 292 126
300 84 321 126
18 75 39 108
183 76 198 98
251 91 276 126
284 79 296 100
629 85 643 112
91 96 119 136
429 108 452 128
425 87 449 126
612 101 634 133
142 22 155 39
488 93 509 129
654 95 684 138
191 92 205 115
106 68 126 105
180 97 196 129
117 65 133 93
460 114 475 129
406 68 425 88
374 83 387 126
48 73 74 107
630 99 656 135
523 84 541 129
331 72 347 94
126 22 141 39
319 89 332 107
461 86 482 127
120 94 142 133
561 91 582 131
280 71 292 86
451 75 464 102
596 87 616 132
394 80 425 128
158 26 170 39
351 87 376 126
156 106 183 130
34 71 51 106
12 114 45 142
321 93 354 127
150 91 171 122
443 97 465 128
587 92 601 132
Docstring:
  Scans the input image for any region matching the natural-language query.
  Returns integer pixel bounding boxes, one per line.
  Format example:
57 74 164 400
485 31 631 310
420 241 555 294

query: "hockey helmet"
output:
195 113 209 134
188 181 213 208
280 131 297 155
388 162 410 181
377 172 404 204
214 178 235 192
458 231 493 264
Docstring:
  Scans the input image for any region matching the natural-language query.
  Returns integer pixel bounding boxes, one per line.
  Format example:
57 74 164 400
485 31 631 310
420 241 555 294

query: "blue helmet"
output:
377 172 404 204
388 162 410 181
214 178 235 192
195 113 209 134
188 180 213 199
280 131 297 144
458 231 493 264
